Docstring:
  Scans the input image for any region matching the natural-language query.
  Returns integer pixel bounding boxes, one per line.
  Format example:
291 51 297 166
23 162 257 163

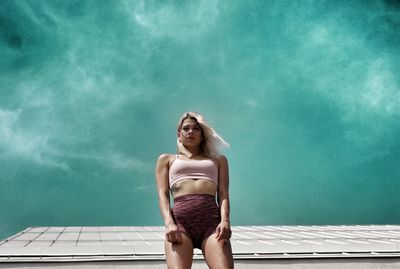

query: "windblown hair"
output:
176 112 229 159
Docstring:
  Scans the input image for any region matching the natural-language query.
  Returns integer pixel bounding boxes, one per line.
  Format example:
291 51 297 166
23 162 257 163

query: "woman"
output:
155 112 234 269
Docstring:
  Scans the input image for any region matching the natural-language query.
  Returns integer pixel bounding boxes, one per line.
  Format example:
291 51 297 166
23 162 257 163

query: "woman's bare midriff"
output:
171 178 218 198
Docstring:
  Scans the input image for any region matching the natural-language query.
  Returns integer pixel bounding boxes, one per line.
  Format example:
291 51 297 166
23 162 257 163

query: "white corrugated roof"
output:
1 225 400 262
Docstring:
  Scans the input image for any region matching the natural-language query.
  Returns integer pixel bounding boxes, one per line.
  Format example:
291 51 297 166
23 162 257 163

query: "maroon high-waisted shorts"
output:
172 194 221 249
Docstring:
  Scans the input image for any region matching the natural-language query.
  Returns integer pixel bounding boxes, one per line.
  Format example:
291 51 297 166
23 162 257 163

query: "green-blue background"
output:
1 0 400 240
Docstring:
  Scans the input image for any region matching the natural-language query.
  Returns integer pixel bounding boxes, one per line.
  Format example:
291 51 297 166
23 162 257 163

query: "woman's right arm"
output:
155 154 182 243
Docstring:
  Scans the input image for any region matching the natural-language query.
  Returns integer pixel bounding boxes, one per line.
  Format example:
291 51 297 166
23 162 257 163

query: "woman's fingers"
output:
215 226 221 240
216 226 232 241
166 233 172 242
169 232 176 242
227 229 232 239
166 230 182 243
222 229 229 239
175 230 182 242
169 232 177 242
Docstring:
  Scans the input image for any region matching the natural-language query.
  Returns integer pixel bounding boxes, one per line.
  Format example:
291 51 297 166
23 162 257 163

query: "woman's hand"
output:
215 220 232 241
165 222 182 243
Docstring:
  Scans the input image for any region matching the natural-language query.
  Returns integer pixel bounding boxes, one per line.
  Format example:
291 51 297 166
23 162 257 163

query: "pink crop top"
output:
169 156 218 188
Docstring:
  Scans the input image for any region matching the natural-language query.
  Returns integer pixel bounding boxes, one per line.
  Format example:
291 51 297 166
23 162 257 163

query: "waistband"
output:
173 193 216 203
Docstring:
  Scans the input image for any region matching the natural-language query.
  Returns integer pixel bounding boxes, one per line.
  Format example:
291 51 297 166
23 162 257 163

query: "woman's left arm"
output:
215 154 232 241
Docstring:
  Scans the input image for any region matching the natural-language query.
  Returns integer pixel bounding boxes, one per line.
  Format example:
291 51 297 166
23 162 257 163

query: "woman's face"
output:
178 118 203 148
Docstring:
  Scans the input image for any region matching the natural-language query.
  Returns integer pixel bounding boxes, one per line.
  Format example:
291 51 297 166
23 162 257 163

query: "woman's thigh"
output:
202 236 234 269
165 233 194 269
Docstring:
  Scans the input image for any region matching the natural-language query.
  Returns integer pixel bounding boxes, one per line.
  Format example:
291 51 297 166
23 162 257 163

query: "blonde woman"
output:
155 112 234 269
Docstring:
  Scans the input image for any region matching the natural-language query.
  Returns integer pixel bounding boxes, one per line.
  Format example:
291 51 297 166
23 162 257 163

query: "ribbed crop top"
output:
169 156 218 188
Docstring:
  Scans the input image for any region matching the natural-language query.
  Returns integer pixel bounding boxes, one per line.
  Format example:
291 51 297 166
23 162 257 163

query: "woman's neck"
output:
188 144 200 152
182 147 202 159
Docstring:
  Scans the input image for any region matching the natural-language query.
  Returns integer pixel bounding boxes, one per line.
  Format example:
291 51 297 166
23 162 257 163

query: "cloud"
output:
134 185 154 192
107 152 151 171
125 0 219 41
65 151 151 172
0 108 151 173
362 59 400 115
0 108 68 169
245 99 259 109
300 20 399 138
302 17 400 118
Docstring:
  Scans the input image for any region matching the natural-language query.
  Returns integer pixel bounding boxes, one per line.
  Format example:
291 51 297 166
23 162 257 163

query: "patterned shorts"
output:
172 194 221 249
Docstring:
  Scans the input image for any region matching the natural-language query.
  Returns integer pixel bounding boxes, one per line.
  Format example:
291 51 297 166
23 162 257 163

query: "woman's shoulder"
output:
213 154 228 167
216 154 228 162
157 153 175 164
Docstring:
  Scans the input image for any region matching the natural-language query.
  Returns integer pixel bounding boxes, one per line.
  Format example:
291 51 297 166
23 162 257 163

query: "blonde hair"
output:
176 112 229 159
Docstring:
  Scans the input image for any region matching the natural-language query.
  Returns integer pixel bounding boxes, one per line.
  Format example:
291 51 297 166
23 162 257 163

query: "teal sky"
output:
1 0 400 240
